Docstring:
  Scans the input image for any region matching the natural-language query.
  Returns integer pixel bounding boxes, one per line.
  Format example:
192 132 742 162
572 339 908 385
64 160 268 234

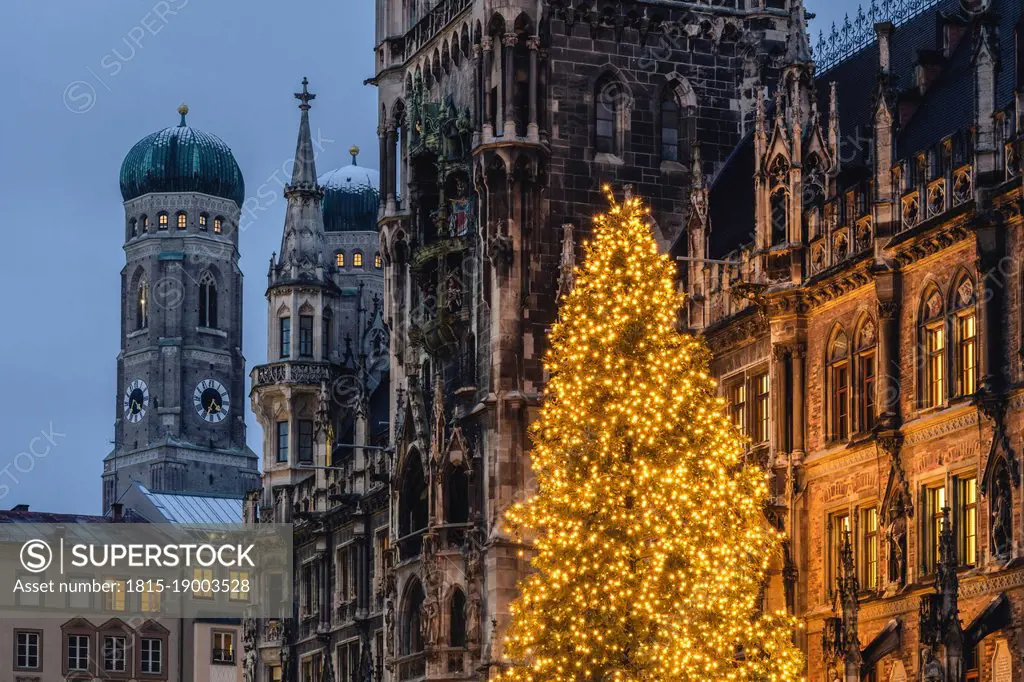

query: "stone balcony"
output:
250 361 337 389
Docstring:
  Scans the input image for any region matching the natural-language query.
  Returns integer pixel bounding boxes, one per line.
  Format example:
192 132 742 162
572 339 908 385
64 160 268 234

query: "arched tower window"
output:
401 580 425 654
375 252 383 269
198 272 218 329
660 91 680 162
951 275 977 397
855 318 877 433
920 288 946 408
335 251 346 268
322 308 332 359
595 75 624 156
213 216 224 234
140 215 149 232
157 212 169 230
449 589 467 647
399 452 428 554
199 213 208 231
176 212 187 230
136 278 149 330
444 466 469 524
827 328 850 441
353 251 364 268
129 219 138 238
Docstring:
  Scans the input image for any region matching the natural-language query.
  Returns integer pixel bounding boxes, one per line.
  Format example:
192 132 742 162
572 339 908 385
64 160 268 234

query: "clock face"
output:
122 379 149 423
193 379 230 423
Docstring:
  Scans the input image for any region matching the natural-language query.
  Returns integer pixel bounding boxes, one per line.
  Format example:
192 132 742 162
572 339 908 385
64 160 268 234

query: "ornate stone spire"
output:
277 77 327 282
784 0 812 67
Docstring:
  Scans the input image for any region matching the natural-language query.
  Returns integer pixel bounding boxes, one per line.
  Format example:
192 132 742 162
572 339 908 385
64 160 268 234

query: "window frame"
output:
280 316 292 358
727 378 747 436
137 279 150 330
157 212 169 230
198 213 208 231
176 212 187 230
67 634 91 673
299 315 314 357
854 321 877 434
595 76 625 157
276 420 289 463
827 329 851 442
859 506 879 592
192 567 214 599
211 630 236 665
14 629 42 671
198 272 218 329
213 216 224 234
103 634 128 672
140 637 163 675
353 251 364 268
955 475 978 567
103 577 126 612
826 510 851 598
923 482 947 575
298 420 314 463
660 92 681 162
753 372 770 444
954 307 977 398
336 251 346 268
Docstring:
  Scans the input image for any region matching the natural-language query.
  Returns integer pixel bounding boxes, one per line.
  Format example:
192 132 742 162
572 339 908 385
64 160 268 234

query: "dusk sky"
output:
0 0 858 514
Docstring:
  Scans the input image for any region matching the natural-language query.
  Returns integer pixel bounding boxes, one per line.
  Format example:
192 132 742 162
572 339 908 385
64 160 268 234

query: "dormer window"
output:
176 212 187 230
157 212 169 230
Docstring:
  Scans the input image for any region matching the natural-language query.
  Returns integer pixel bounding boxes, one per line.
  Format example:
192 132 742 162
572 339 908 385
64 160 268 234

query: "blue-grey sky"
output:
0 0 854 514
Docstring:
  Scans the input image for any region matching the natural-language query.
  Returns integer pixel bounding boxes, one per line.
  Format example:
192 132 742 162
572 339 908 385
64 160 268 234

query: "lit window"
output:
921 291 945 408
199 272 218 329
67 634 90 671
177 212 187 230
193 567 214 598
957 476 977 566
925 484 946 574
213 216 224 234
276 421 289 463
353 251 364 268
860 507 878 590
15 631 40 670
229 570 249 601
956 311 977 396
280 317 291 358
141 582 161 612
728 380 746 436
103 635 127 672
104 578 126 611
828 512 850 596
212 631 235 664
300 653 323 682
137 279 149 330
336 251 346 268
299 315 313 357
270 666 283 682
199 213 208 230
753 373 769 443
375 252 383 269
298 420 314 463
828 330 850 441
141 638 162 674
158 212 168 229
856 321 877 432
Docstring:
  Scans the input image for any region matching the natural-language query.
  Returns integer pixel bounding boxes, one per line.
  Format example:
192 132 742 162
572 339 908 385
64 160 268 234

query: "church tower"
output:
103 105 259 512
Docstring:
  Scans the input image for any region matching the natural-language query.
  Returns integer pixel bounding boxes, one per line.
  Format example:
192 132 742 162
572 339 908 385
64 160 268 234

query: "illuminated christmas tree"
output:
500 189 804 682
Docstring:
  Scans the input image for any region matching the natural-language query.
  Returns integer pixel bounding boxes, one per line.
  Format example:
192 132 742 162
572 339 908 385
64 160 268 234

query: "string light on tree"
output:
499 187 804 682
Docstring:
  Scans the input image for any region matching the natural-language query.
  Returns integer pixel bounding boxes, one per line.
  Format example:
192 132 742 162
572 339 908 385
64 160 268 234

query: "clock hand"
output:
131 399 142 413
206 398 220 414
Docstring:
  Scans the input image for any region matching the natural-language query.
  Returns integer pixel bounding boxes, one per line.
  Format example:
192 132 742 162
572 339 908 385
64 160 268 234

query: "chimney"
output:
110 503 124 523
10 504 29 512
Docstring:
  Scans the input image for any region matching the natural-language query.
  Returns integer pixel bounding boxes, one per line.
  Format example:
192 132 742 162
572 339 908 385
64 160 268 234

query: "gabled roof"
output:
119 482 243 524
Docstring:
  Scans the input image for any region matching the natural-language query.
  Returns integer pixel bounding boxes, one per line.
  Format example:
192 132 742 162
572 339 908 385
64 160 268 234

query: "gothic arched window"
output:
399 452 429 552
951 275 977 397
770 189 788 245
353 251 364 268
401 580 425 655
595 75 624 156
136 278 149 330
449 589 467 647
444 467 469 524
157 212 169 230
919 287 946 408
855 318 877 433
660 93 680 162
198 272 218 329
199 213 208 231
213 216 224 234
129 219 138 238
176 212 187 230
827 328 850 441
140 215 149 232
335 251 345 268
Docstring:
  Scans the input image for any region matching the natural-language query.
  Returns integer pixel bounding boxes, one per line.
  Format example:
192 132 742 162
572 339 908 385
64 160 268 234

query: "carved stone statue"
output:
991 472 1012 558
385 598 396 657
885 496 908 585
242 619 257 682
422 596 440 647
466 588 482 646
922 648 945 682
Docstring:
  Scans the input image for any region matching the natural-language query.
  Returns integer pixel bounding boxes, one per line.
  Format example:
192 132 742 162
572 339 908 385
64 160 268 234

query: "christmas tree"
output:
500 189 804 682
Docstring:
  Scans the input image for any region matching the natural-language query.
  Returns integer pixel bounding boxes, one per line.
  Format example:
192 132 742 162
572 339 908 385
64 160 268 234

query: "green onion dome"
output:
120 105 245 207
318 145 380 232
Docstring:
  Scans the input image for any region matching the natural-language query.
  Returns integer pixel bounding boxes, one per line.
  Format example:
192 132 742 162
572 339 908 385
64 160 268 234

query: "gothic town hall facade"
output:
248 0 1024 679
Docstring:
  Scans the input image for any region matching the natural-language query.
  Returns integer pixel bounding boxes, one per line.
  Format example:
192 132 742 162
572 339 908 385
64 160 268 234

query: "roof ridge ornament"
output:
813 0 943 74
295 76 315 111
177 103 189 127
